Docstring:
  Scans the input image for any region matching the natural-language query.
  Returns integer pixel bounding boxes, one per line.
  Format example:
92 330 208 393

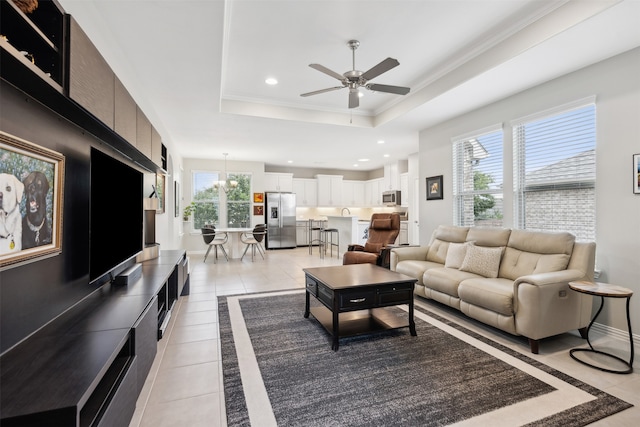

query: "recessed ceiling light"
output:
377 140 385 144
287 160 293 163
383 154 390 158
353 164 359 167
358 158 370 162
265 78 278 85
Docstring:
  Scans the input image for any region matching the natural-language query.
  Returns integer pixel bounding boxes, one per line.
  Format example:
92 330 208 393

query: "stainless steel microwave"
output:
382 190 401 206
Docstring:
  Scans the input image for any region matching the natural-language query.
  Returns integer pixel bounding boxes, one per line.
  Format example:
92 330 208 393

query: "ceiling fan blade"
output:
366 83 410 95
348 90 359 109
309 64 345 81
361 57 400 81
300 86 345 97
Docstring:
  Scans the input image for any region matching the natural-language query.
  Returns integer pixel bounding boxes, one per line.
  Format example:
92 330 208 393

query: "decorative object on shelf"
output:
182 201 196 222
214 153 238 195
426 175 443 200
14 0 39 14
0 130 64 269
633 153 639 194
253 205 264 216
253 192 264 203
155 174 165 214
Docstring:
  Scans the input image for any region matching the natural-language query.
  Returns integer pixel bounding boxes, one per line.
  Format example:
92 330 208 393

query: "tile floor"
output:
129 247 639 427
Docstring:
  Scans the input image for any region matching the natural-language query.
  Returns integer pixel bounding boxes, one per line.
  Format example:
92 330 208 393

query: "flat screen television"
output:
89 148 144 284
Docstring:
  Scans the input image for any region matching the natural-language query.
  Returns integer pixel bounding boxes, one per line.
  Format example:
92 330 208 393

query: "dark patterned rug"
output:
219 291 632 426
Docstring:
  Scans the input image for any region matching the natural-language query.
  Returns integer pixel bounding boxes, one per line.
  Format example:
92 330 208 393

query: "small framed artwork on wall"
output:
0 131 65 269
426 175 443 200
634 154 640 194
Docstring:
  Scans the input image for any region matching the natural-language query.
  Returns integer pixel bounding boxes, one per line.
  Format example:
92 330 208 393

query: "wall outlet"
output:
558 290 567 298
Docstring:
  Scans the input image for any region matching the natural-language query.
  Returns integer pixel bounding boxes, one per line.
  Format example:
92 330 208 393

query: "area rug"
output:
219 290 632 426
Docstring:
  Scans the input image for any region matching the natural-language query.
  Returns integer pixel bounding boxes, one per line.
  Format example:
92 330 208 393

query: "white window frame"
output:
511 97 596 241
452 125 504 227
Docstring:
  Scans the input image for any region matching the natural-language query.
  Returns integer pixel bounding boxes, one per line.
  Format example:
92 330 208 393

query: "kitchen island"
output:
326 216 360 255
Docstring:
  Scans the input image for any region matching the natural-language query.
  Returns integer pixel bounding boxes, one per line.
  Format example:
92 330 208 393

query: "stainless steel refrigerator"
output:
265 192 297 249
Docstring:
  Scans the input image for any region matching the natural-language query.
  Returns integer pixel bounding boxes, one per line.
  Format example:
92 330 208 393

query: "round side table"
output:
569 281 634 374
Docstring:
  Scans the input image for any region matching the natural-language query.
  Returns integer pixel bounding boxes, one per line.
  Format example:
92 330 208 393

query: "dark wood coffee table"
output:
303 264 417 350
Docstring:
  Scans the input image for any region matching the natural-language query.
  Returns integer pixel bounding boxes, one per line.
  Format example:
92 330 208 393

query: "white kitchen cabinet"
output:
365 178 383 207
400 173 409 207
265 172 293 192
296 220 309 246
394 221 409 245
292 178 317 207
316 175 343 207
383 163 400 191
342 180 365 206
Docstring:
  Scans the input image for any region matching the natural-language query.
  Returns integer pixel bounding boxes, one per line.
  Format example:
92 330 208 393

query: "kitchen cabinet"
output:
395 221 409 245
292 178 317 207
365 178 383 207
265 173 293 192
383 163 400 191
400 173 409 207
342 180 365 206
296 220 309 246
316 175 343 207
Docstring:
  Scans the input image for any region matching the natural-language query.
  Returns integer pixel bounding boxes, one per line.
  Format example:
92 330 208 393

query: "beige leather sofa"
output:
390 225 596 353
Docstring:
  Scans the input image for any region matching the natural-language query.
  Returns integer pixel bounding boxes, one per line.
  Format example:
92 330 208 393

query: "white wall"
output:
417 47 640 334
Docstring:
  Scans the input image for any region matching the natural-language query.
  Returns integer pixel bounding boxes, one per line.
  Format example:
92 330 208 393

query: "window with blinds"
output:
512 103 596 241
192 171 221 229
453 128 504 227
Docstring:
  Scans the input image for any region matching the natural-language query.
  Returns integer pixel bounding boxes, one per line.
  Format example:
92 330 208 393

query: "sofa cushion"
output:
395 260 443 286
426 239 450 264
458 277 515 316
507 229 574 255
499 248 571 280
498 229 575 280
459 244 503 278
426 225 469 263
466 227 511 247
424 267 482 297
444 242 468 269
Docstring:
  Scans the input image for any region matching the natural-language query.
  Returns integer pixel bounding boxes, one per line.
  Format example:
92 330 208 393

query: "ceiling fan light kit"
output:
301 40 411 109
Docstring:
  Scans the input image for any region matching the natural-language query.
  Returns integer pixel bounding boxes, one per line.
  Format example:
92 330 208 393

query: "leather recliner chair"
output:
342 213 401 266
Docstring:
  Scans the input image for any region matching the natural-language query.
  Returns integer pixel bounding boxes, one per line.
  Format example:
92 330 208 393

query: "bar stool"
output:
320 228 339 259
308 219 324 255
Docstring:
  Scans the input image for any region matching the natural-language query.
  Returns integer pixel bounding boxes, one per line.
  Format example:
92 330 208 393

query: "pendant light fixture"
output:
214 153 238 194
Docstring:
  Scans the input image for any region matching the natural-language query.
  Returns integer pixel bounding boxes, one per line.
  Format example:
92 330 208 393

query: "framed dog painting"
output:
0 131 65 269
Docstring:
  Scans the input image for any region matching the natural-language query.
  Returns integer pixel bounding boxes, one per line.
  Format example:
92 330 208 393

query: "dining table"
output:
213 227 254 259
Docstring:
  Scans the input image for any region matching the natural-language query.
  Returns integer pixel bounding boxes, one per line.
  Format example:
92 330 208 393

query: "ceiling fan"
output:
300 40 410 109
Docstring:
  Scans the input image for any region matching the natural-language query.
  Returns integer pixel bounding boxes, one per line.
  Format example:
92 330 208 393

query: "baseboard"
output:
586 322 639 350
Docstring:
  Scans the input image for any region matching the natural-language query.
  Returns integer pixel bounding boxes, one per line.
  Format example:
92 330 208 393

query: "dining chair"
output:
240 224 267 261
202 226 229 263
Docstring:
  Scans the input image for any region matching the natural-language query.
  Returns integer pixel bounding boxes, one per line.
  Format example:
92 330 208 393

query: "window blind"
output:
453 128 503 227
513 104 596 241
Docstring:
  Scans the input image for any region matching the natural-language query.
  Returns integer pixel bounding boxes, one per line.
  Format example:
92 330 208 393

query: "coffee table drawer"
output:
378 289 413 305
318 283 333 307
340 290 376 310
306 276 317 296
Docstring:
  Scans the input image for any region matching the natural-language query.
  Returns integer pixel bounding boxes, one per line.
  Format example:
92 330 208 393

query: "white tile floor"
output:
129 247 639 427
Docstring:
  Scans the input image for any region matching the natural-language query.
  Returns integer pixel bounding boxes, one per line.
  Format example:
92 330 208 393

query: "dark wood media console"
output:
0 250 189 427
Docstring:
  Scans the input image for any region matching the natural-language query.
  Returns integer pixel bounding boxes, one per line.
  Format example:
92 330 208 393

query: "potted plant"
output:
182 202 196 222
